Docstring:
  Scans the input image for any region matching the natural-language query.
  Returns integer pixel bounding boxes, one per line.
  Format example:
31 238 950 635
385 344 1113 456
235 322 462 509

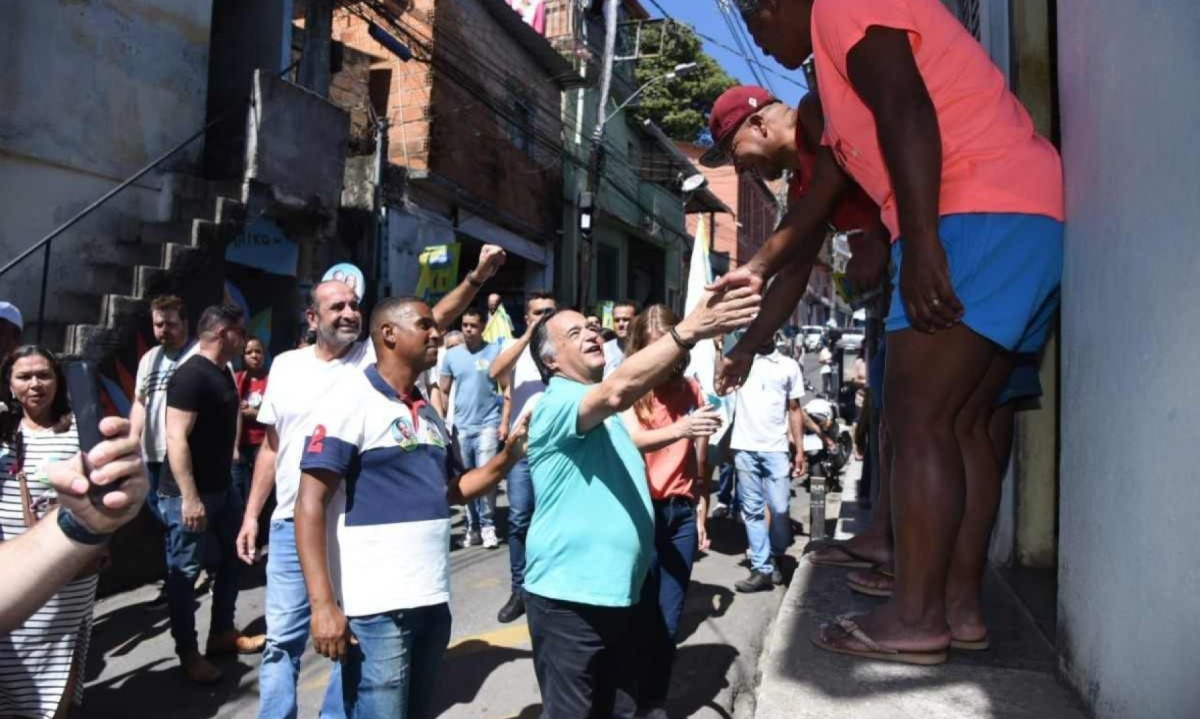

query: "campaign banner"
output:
415 244 462 304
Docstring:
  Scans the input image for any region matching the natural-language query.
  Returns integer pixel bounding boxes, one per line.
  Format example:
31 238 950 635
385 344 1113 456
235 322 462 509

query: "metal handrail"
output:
3 60 300 341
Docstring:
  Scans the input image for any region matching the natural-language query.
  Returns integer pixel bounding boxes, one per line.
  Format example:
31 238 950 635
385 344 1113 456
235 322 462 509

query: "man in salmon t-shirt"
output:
711 0 1065 665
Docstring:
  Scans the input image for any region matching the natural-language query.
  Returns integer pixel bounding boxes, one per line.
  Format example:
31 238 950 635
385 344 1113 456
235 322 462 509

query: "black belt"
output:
653 496 695 508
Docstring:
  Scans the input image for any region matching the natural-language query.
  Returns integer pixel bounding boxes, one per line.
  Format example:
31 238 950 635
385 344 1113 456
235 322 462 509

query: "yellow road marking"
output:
446 624 531 657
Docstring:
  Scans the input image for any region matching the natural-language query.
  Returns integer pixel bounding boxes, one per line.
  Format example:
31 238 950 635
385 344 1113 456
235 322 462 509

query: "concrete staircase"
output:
56 174 245 361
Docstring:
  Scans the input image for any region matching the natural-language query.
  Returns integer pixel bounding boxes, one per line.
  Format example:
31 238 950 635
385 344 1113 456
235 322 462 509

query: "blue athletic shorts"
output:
995 353 1043 406
886 213 1063 354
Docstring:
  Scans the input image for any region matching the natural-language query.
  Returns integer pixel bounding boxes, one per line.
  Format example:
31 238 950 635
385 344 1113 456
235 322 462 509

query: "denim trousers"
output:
526 593 638 719
734 451 793 574
505 457 534 589
145 462 165 524
458 426 499 531
257 519 345 719
341 604 452 719
638 496 698 707
231 444 260 509
158 486 242 656
715 463 739 512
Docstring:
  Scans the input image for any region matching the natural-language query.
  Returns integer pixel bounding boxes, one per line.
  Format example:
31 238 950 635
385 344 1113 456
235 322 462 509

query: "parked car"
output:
800 325 826 352
837 327 865 353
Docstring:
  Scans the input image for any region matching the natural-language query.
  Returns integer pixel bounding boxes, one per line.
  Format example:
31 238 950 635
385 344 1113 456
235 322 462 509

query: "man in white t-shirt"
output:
129 294 197 524
487 290 556 623
730 342 808 593
234 244 506 719
602 299 638 378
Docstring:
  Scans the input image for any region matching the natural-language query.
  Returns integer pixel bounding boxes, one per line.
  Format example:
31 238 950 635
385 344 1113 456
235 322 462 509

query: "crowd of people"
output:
0 0 1065 715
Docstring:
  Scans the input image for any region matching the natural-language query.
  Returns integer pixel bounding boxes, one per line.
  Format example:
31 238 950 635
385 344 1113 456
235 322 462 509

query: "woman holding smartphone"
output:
0 346 97 718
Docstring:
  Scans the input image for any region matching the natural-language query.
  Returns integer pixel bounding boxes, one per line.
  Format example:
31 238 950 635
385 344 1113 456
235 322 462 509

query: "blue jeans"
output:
715 463 739 512
734 451 793 574
231 444 260 508
505 457 534 590
145 462 165 524
342 604 451 719
258 520 345 719
159 486 242 656
639 497 698 706
458 427 499 531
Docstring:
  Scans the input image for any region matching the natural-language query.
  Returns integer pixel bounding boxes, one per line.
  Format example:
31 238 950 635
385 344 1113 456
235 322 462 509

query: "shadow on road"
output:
430 639 534 717
664 643 739 719
75 655 256 719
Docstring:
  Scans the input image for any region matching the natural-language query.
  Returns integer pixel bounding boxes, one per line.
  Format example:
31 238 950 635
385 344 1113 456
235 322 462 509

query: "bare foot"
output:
946 598 988 644
847 567 895 597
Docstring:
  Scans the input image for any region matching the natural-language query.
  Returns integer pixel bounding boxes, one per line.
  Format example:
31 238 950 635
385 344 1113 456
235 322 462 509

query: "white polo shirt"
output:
299 365 458 616
256 341 374 521
730 351 805 454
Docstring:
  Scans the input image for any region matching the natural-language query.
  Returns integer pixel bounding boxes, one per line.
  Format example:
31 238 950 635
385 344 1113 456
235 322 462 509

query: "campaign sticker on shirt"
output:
390 416 420 451
307 425 326 454
423 422 447 449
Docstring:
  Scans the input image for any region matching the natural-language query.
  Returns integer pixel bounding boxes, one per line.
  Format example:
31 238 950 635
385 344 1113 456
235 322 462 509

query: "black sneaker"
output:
771 567 784 585
735 571 774 593
497 592 526 623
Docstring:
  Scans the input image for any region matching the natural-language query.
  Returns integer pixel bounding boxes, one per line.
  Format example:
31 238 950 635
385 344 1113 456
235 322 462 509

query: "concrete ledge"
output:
755 506 1087 718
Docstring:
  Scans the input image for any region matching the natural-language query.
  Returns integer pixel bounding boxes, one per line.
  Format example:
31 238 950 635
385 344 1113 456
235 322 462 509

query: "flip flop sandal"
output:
812 615 948 666
804 543 876 568
847 567 895 597
950 636 991 651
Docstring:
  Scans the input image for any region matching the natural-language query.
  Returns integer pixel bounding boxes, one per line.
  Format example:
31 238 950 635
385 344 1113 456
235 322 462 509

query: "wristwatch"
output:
57 507 112 545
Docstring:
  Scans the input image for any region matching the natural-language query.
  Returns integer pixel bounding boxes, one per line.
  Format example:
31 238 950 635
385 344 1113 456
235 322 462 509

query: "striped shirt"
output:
299 365 461 617
0 420 97 718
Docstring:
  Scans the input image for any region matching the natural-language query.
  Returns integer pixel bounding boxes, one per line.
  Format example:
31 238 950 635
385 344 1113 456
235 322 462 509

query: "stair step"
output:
134 265 168 299
214 196 246 225
163 242 202 269
64 324 110 357
100 294 143 328
140 220 193 246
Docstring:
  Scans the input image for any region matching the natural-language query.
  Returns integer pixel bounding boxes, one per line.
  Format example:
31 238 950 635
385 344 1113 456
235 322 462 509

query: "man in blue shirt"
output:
440 308 504 548
524 288 759 717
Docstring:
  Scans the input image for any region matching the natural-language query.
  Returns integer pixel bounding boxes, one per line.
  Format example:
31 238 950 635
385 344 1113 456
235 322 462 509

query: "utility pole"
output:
578 0 621 309
298 0 334 96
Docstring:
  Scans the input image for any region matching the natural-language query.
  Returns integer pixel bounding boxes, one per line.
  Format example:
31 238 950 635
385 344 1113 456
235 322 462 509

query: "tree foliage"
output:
627 23 737 143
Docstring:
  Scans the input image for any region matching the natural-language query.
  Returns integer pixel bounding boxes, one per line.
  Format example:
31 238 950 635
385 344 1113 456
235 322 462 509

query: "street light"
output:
594 62 698 139
579 62 699 307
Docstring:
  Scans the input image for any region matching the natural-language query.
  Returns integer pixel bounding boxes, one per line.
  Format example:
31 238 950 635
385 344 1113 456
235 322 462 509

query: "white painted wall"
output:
0 0 213 329
1056 3 1200 717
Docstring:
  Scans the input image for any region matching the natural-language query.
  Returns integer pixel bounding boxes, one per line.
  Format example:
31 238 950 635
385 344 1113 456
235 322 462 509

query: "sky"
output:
647 0 808 108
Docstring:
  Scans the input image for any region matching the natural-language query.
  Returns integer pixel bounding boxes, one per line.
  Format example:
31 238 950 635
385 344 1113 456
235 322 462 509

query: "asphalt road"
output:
75 478 828 719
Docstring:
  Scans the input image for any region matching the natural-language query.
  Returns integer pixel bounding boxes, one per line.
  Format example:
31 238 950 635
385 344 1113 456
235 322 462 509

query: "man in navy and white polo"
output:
294 297 526 719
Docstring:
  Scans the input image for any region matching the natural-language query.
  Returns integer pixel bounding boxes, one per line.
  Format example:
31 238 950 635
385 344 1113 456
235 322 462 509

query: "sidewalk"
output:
756 493 1088 718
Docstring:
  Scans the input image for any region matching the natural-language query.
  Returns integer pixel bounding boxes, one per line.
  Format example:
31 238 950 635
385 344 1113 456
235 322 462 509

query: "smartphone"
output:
64 360 112 505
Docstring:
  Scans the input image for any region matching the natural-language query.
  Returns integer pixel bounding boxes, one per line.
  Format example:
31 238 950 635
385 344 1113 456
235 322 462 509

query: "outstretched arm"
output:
709 150 850 294
432 244 506 330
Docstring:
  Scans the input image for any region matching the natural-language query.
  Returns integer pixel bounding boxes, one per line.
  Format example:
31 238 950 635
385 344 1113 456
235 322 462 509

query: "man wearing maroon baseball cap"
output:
700 85 780 168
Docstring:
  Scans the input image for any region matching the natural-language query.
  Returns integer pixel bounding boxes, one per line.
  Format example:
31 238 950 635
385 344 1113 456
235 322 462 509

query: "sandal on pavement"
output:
812 615 948 666
950 635 991 651
804 542 876 569
847 566 895 597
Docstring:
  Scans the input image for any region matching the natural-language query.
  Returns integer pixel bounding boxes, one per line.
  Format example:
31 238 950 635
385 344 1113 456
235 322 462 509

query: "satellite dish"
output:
681 174 708 193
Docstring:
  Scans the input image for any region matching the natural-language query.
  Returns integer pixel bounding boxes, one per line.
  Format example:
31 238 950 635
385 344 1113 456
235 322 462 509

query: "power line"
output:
642 0 805 91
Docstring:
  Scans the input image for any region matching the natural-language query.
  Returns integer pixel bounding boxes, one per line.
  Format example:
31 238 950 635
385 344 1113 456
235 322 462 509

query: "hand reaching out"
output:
715 350 753 396
473 244 507 283
673 406 723 439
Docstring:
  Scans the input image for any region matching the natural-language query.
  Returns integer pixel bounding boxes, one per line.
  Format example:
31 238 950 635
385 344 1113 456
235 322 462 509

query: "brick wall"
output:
333 0 564 235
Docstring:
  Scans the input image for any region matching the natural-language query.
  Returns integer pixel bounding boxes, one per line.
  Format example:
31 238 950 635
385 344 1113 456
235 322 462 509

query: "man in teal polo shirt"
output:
524 289 759 717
